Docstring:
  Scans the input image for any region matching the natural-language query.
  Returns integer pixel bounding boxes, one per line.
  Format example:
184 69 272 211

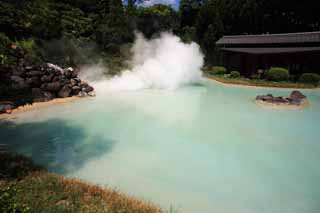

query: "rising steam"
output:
104 32 204 91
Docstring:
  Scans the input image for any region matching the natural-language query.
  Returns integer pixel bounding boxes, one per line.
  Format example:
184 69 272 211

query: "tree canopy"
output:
0 0 319 66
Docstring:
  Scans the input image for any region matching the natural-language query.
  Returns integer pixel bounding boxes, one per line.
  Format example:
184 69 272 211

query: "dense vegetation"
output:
1 0 319 68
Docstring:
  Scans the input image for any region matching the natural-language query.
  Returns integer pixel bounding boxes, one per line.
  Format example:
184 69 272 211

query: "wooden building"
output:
216 31 320 76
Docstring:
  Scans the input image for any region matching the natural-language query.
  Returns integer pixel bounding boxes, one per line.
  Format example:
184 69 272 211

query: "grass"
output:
0 152 162 213
205 73 319 89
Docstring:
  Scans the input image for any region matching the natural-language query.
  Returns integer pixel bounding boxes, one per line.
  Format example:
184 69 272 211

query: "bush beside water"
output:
229 71 240 78
266 67 289 81
299 73 320 85
211 66 227 75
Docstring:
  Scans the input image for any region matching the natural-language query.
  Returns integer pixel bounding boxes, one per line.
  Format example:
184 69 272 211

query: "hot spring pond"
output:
1 80 320 213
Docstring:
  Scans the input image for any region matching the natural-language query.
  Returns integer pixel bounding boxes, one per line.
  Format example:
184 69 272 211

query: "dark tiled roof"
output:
221 47 320 54
216 31 320 45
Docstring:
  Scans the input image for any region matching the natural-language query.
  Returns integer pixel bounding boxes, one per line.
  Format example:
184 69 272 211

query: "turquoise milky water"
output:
1 79 320 213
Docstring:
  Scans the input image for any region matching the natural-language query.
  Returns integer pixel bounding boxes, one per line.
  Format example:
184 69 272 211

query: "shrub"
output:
210 66 227 75
229 71 240 78
19 39 36 55
266 67 289 81
250 74 260 80
299 73 320 85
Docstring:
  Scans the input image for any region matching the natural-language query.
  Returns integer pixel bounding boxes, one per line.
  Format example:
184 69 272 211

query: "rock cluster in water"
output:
0 47 95 114
256 90 308 107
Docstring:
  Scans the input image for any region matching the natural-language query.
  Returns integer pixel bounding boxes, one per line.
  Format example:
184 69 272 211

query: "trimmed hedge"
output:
266 67 289 81
211 66 227 75
229 71 240 78
299 73 320 85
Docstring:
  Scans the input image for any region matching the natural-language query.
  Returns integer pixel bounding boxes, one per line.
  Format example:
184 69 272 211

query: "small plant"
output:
18 39 36 55
0 54 8 65
266 67 289 81
229 71 240 78
299 73 320 86
210 66 227 75
0 185 30 213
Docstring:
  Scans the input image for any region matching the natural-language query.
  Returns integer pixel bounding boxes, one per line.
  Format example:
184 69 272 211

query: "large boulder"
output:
41 75 53 83
11 79 29 90
70 78 77 86
10 75 24 83
26 76 41 87
26 70 42 77
58 85 72 98
290 91 306 101
72 86 81 95
46 82 61 92
83 85 94 93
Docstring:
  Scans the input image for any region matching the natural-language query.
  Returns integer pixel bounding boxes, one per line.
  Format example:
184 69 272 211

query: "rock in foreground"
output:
256 90 309 109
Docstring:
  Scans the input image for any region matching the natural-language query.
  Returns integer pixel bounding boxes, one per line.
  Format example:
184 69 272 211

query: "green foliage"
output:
266 67 289 82
229 71 240 78
136 4 178 38
55 3 94 39
250 74 260 80
179 0 201 28
144 4 174 16
18 39 36 54
180 26 197 43
299 73 320 85
210 66 227 75
95 0 133 53
0 33 11 65
0 32 11 47
0 185 30 213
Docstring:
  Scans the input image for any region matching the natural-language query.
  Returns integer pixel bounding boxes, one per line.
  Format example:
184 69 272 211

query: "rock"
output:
273 96 288 103
59 77 70 85
71 70 78 78
0 101 16 114
78 91 88 97
46 82 61 92
256 91 308 108
80 81 88 88
52 76 60 82
32 88 55 102
26 76 41 87
47 63 64 74
290 91 306 101
40 83 47 90
26 70 42 76
31 88 44 102
10 75 24 83
70 78 77 86
41 75 53 82
43 91 55 100
58 85 72 98
12 80 29 90
83 86 94 93
72 86 81 95
66 67 74 72
25 66 34 71
64 70 72 78
88 91 96 97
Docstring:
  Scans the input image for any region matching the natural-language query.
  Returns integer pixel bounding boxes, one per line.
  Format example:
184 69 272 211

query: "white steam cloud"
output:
104 32 204 91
